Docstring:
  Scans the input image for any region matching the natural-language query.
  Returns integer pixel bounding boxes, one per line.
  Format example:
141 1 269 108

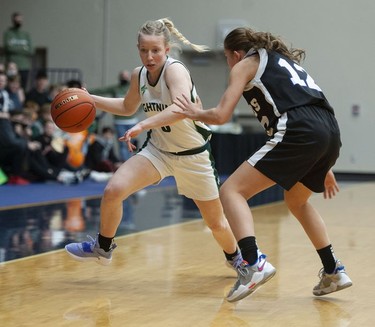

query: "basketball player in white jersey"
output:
174 27 352 302
65 19 250 293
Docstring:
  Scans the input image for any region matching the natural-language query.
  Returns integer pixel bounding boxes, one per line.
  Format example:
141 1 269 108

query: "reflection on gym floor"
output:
0 186 201 263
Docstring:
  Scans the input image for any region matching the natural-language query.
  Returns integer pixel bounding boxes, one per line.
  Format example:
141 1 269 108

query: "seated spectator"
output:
7 74 25 111
0 71 10 113
25 70 50 107
11 111 55 182
5 61 20 79
0 110 31 185
85 126 122 172
23 100 40 130
11 111 80 184
31 103 53 138
49 83 66 101
34 119 69 174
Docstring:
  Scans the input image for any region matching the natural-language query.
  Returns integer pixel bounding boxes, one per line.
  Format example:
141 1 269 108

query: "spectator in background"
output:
5 62 25 111
23 100 40 122
34 120 70 178
31 103 52 138
0 71 10 113
25 70 50 107
85 126 122 173
5 61 20 79
89 70 139 161
49 83 67 102
10 110 45 181
0 71 24 184
0 110 32 185
7 74 25 111
11 111 78 184
3 12 33 90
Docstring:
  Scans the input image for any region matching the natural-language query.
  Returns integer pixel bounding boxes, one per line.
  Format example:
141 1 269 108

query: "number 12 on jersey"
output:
278 58 322 92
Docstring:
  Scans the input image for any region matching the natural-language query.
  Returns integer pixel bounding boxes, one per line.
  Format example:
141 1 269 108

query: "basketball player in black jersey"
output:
174 27 352 302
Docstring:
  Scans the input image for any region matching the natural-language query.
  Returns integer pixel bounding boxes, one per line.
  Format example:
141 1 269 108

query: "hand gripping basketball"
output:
50 88 96 133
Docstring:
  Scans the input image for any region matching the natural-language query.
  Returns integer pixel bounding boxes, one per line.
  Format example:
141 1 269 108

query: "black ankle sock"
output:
98 234 114 252
317 244 337 274
224 248 240 261
238 236 258 265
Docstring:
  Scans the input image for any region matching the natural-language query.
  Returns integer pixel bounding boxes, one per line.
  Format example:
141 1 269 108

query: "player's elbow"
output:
214 113 231 125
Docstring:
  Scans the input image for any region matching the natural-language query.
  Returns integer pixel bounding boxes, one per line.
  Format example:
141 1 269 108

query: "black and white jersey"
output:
242 48 334 136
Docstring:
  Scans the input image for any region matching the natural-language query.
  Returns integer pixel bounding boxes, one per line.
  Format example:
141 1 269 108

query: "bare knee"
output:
284 184 312 216
103 180 128 203
219 182 236 204
194 198 230 233
284 192 309 218
205 216 230 234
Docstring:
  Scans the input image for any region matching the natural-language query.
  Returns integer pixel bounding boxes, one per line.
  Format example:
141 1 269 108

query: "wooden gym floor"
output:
0 182 374 326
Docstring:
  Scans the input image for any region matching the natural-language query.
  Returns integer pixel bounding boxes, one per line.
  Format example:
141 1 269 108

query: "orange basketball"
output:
50 88 96 133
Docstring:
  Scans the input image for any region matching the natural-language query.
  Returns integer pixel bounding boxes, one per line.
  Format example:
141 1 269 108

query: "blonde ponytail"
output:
139 18 209 53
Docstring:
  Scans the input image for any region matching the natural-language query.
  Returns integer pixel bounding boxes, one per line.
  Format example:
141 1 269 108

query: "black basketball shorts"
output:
248 105 341 192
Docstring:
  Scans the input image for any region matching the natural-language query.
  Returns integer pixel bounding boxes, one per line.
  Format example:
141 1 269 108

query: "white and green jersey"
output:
138 56 211 154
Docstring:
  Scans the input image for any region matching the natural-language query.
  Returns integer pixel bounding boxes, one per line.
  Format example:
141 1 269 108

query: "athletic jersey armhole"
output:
165 60 195 99
138 67 145 95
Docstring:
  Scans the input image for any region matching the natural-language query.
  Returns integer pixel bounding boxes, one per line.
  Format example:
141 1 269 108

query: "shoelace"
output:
109 242 118 251
237 261 250 277
83 235 97 250
317 267 325 278
229 252 244 269
85 235 96 244
237 253 266 276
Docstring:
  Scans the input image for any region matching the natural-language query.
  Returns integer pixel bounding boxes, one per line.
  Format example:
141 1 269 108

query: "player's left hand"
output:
119 124 143 152
324 169 339 199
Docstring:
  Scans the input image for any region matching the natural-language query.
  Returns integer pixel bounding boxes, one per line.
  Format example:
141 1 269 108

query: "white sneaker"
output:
226 252 276 302
313 260 352 296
